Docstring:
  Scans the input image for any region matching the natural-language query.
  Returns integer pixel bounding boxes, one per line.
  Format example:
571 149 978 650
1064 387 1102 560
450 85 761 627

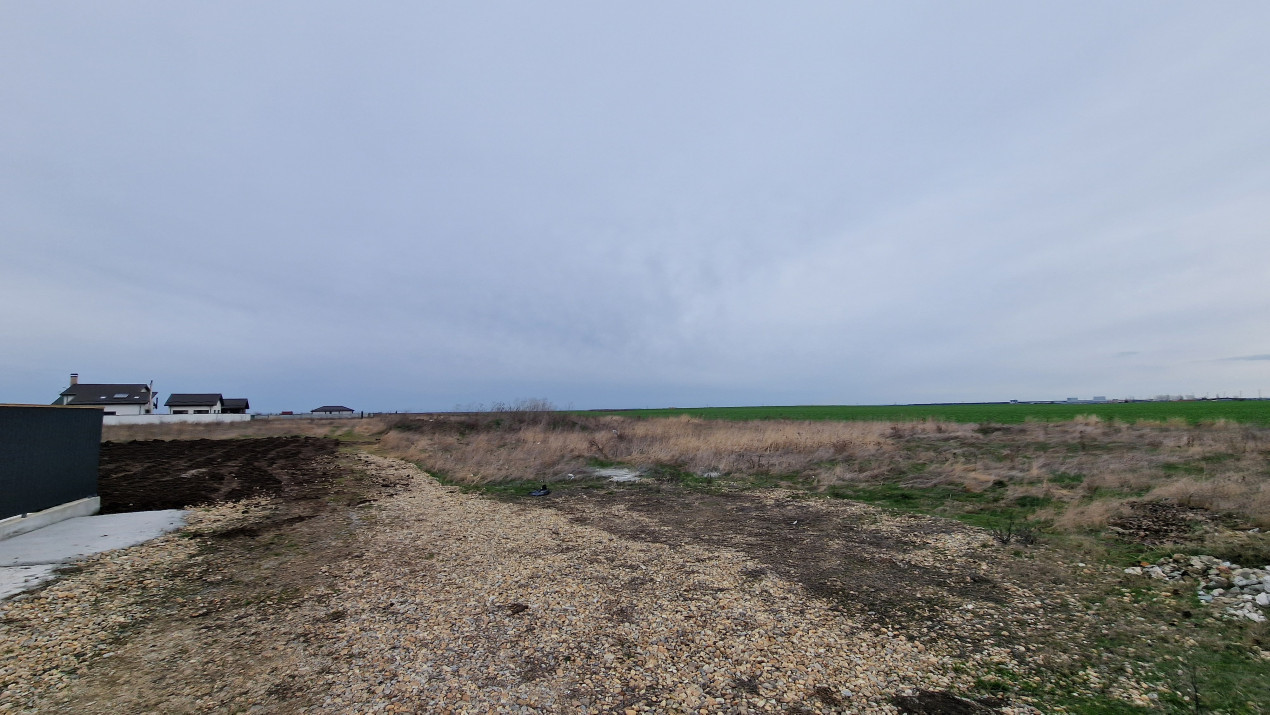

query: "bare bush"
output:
990 518 1039 546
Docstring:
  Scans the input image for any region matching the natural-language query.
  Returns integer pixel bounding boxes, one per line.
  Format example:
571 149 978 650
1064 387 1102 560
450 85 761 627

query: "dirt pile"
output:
97 437 342 513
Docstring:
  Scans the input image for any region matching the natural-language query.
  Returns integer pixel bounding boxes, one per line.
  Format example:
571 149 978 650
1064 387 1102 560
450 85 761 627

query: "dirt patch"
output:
1105 501 1213 545
893 690 1006 713
532 486 1048 648
97 437 345 513
4 445 413 713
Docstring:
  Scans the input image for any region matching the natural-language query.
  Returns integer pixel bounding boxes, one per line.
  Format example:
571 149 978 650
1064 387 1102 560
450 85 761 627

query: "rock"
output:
1123 567 1143 576
1257 593 1270 607
1233 570 1259 587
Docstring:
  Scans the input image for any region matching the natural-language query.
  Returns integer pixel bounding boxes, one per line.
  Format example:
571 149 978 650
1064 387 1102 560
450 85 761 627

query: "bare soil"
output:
527 485 1089 657
97 437 345 513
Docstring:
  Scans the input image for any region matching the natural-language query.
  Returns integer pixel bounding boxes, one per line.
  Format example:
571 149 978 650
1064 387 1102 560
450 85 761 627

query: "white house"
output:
54 374 155 416
165 393 224 415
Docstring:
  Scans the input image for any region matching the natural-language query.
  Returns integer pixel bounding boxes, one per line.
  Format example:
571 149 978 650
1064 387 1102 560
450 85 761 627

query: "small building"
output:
222 398 250 414
312 405 354 415
165 393 224 415
54 374 155 416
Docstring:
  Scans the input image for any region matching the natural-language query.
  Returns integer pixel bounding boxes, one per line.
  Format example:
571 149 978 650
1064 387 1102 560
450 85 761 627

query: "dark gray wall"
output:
0 405 102 520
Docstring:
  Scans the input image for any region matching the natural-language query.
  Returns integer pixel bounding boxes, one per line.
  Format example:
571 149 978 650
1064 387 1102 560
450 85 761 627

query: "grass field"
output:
100 413 1270 711
587 400 1270 425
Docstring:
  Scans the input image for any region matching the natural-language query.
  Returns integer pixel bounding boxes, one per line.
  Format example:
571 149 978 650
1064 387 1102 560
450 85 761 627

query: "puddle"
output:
593 468 643 483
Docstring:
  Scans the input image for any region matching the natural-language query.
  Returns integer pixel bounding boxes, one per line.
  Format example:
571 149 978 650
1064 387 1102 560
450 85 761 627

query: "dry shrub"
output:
1052 499 1132 531
1080 470 1154 496
930 461 1000 492
1146 477 1270 528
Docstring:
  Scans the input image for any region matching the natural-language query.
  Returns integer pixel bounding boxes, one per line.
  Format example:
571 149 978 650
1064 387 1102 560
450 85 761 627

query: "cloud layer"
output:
4 3 1269 411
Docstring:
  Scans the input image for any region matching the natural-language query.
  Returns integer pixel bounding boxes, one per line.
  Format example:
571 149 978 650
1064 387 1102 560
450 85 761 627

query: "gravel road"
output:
2 454 1042 713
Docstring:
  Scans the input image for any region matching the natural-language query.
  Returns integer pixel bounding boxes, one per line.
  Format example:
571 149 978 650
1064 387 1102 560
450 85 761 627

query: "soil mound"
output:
97 437 341 513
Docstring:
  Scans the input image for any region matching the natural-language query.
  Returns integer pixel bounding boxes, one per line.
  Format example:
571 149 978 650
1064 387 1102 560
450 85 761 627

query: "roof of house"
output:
222 398 250 410
165 393 223 407
312 405 354 413
58 384 152 405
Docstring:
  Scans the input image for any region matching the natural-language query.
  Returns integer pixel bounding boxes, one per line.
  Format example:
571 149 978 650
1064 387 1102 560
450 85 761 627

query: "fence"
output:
102 413 254 426
256 412 369 420
0 405 102 522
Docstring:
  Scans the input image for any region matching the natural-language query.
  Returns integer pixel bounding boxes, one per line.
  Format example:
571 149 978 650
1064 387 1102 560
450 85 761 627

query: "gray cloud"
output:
4 3 1270 411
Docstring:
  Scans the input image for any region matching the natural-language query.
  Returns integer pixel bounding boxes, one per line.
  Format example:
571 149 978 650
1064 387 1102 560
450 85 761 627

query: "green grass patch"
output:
1049 471 1086 486
819 481 1060 532
1161 461 1207 475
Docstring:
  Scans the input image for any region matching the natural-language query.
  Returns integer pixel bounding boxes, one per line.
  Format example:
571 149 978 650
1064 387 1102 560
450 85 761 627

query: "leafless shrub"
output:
990 518 1039 546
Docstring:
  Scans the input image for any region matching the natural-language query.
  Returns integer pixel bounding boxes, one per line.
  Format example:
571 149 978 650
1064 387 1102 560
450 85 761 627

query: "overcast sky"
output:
3 3 1269 412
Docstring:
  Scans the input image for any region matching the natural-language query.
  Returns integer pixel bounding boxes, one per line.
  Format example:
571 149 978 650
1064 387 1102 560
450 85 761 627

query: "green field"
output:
587 400 1270 425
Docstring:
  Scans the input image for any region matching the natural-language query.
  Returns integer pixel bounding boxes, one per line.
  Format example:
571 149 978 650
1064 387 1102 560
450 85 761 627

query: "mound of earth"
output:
97 437 342 513
1105 501 1214 545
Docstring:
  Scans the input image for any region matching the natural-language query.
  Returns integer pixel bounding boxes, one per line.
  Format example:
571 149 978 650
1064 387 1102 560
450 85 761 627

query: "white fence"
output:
102 413 254 426
256 412 365 420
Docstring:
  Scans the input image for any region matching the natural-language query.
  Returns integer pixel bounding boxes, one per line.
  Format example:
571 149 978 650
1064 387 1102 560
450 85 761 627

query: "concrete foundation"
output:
0 496 100 541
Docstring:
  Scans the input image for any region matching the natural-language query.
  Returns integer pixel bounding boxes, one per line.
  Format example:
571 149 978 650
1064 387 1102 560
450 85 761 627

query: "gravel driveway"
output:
2 454 1042 713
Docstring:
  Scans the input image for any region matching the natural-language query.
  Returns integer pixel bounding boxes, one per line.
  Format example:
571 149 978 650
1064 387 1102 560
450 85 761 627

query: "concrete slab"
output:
0 510 186 567
0 510 186 599
0 564 59 601
0 496 101 540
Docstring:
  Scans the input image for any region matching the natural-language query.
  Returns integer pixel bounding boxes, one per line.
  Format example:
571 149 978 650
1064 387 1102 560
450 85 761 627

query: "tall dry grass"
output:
101 411 1270 531
374 413 1270 529
374 415 963 483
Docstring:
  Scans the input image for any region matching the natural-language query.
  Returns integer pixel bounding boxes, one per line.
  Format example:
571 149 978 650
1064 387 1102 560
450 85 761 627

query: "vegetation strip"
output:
585 401 1270 426
17 414 1264 712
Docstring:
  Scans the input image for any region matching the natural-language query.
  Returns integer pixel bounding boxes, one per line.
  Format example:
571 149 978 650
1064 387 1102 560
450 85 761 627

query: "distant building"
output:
54 374 155 416
222 398 250 414
165 394 224 415
312 405 354 414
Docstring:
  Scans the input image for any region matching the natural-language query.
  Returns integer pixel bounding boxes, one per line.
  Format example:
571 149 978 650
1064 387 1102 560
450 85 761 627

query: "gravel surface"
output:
2 454 1046 713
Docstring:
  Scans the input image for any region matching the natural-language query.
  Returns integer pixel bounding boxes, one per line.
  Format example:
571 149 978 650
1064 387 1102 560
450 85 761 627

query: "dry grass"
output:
1146 476 1270 528
373 414 949 483
101 417 390 443
102 412 1270 533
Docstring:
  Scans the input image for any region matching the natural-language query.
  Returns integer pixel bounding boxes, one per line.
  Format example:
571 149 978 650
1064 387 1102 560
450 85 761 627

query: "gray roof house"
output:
312 405 354 414
165 393 224 414
54 374 155 415
222 398 250 414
